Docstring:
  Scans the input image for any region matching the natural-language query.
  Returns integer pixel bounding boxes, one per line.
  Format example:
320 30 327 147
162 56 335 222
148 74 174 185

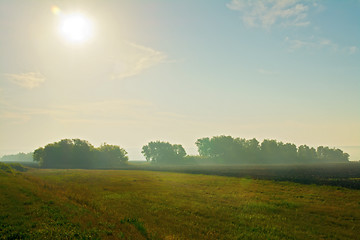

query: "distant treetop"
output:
142 141 186 164
1 152 33 162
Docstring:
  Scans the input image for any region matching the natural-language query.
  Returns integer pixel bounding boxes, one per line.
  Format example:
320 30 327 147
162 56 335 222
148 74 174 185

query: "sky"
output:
0 0 359 160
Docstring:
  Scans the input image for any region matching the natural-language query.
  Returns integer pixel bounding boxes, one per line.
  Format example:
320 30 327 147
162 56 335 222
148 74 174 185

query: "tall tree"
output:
142 141 186 164
298 145 317 163
95 143 128 167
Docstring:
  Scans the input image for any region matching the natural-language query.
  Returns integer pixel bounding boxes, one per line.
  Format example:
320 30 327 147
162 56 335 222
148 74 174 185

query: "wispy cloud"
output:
52 100 154 123
285 36 358 55
4 72 45 89
0 98 31 123
0 111 31 123
227 0 313 29
0 99 186 126
111 42 167 80
348 46 358 55
285 36 336 51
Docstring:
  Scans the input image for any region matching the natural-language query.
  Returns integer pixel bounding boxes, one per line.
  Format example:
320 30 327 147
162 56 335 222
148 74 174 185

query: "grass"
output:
1 166 360 239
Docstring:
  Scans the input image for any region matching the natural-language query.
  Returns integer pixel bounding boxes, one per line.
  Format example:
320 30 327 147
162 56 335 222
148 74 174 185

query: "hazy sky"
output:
1 0 359 160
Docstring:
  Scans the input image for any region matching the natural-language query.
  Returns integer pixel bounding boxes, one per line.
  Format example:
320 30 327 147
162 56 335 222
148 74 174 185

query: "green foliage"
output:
141 141 186 164
196 135 349 164
261 140 297 164
33 139 128 169
196 136 261 163
0 162 14 174
317 146 349 163
94 143 128 168
120 218 149 239
8 163 27 172
298 145 317 163
195 137 212 157
0 162 27 174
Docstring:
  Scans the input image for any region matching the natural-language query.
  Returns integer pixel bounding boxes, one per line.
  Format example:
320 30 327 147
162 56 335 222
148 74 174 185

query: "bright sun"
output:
59 13 93 43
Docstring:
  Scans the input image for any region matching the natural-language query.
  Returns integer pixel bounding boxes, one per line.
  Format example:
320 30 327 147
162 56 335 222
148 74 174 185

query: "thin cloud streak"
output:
0 99 186 126
111 42 167 80
4 72 46 89
285 36 359 55
227 0 312 29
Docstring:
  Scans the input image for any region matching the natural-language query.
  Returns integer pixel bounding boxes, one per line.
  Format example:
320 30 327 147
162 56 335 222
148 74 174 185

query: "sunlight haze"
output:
0 0 359 160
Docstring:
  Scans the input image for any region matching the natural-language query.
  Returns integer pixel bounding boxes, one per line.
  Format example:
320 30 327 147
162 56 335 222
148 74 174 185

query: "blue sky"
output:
0 0 359 160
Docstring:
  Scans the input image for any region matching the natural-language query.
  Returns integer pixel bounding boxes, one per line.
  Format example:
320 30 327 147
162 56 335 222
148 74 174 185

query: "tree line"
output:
0 152 33 162
5 136 349 168
194 136 349 164
142 136 349 165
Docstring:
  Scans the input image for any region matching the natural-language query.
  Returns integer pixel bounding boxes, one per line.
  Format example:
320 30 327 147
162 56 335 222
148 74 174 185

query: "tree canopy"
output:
33 139 128 168
142 141 186 164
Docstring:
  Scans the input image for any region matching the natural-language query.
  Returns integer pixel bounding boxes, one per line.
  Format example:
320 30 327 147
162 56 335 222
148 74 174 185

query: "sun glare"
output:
59 13 93 43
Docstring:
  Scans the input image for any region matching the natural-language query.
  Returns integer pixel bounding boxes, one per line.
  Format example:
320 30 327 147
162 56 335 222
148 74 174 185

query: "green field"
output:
1 167 360 239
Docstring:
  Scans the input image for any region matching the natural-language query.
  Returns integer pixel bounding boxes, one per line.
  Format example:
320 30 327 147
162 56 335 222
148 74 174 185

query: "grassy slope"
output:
1 169 360 239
